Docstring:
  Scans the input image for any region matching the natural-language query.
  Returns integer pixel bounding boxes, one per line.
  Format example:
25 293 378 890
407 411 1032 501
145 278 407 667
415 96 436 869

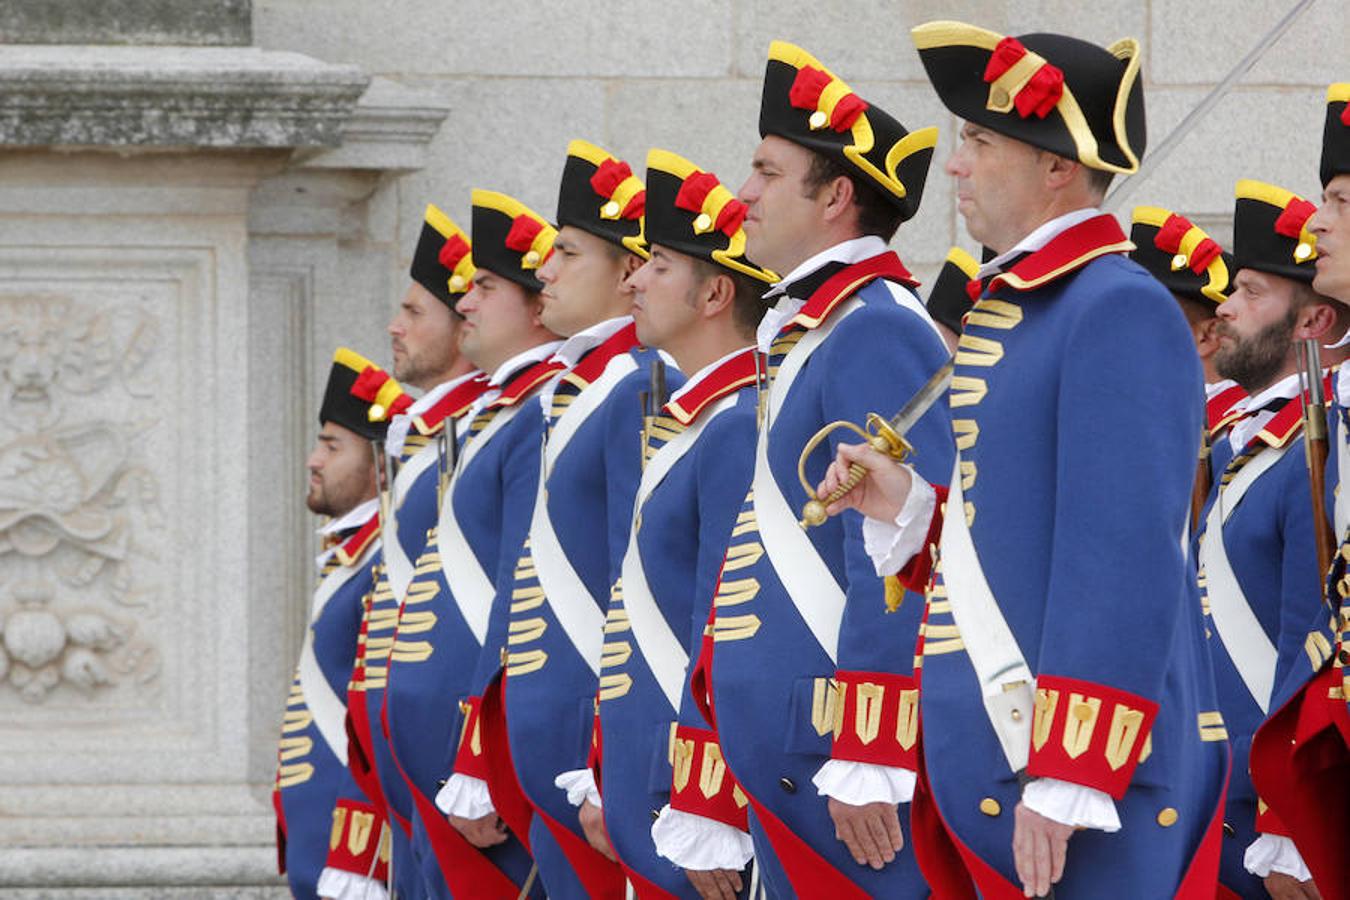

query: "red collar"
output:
568 321 642 386
413 373 492 436
664 347 758 425
489 357 567 409
1206 384 1248 436
1249 371 1335 449
986 215 1134 294
334 509 381 567
789 251 918 332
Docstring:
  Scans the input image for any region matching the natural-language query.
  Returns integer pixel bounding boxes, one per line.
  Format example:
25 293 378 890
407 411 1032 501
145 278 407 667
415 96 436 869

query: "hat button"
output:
693 212 713 233
449 275 465 292
602 200 621 219
1295 241 1315 262
808 110 828 130
523 250 541 267
1170 253 1189 271
779 777 797 794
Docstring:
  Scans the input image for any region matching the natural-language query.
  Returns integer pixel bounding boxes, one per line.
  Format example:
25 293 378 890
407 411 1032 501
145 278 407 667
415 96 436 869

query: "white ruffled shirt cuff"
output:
555 768 602 809
651 804 754 870
811 759 915 805
1244 833 1313 881
435 773 495 819
1021 777 1121 832
317 867 389 900
861 470 936 576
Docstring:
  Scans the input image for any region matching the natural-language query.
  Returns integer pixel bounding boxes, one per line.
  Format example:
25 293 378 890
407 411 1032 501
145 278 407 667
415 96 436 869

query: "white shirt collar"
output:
551 316 633 369
1229 371 1304 452
667 345 754 407
1204 378 1239 402
977 207 1103 279
755 236 890 353
315 496 380 571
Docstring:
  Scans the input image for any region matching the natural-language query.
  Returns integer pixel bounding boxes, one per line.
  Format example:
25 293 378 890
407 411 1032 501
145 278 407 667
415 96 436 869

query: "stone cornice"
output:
0 46 369 148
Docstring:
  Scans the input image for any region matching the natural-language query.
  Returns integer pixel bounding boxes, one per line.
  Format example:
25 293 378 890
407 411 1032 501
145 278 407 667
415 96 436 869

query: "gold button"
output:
1010 708 1022 722
602 200 620 218
1073 702 1095 721
979 797 1001 817
989 86 1010 109
1157 807 1178 827
523 250 540 267
808 110 828 130
448 275 465 292
693 212 712 233
1170 252 1189 271
1295 241 1314 262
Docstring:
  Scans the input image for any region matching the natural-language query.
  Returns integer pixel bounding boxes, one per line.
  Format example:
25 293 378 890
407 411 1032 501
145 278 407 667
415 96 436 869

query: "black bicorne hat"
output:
556 140 648 258
925 246 981 334
469 189 558 293
409 203 475 309
1322 83 1350 187
643 148 777 284
1232 180 1319 285
758 41 937 222
913 21 1146 174
1129 207 1232 305
319 347 411 441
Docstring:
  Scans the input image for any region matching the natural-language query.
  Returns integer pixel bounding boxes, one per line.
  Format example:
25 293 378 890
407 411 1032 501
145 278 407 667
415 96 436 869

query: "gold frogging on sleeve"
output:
1063 694 1102 759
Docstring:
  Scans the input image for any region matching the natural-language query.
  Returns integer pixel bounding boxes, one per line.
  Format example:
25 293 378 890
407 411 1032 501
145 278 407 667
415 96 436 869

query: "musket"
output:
1191 428 1212 534
640 358 668 470
368 403 396 553
437 413 460 509
797 359 954 528
1295 338 1337 579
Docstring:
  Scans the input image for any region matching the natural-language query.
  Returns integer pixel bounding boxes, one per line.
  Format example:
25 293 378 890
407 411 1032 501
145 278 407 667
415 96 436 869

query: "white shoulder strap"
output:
382 444 439 602
545 355 640 470
1198 441 1293 713
620 397 735 710
750 299 862 663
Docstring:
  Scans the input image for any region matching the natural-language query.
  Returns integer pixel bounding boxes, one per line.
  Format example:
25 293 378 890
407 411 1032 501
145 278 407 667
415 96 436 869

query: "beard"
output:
1213 310 1296 392
306 482 338 517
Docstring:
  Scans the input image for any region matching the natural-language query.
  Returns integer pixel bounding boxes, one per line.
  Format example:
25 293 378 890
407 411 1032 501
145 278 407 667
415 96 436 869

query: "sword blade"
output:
886 359 954 437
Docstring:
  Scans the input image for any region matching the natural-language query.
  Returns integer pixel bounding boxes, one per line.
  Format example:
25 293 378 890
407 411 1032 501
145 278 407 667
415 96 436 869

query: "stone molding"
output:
0 46 368 148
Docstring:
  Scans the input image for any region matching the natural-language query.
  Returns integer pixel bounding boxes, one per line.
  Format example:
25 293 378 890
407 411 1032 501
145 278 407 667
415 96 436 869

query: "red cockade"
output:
674 172 747 236
589 158 645 219
983 37 1063 119
788 65 868 131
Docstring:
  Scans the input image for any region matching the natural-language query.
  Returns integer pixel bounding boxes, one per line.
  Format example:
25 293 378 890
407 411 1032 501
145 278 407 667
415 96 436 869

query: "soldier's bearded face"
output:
388 281 460 390
536 226 633 338
1213 269 1298 392
739 136 831 276
628 245 704 352
305 422 377 518
1311 174 1350 305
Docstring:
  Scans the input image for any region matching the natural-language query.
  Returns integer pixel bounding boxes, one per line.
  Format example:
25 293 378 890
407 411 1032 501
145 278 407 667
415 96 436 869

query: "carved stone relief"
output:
0 292 162 703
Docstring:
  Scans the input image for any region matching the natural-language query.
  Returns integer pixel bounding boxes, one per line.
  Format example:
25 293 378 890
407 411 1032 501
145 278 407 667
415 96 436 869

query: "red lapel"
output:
664 347 758 425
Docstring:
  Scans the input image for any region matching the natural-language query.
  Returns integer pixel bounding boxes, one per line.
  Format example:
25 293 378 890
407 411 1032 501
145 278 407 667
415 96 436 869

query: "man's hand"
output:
685 867 744 900
1012 802 1073 897
817 442 912 522
827 797 904 870
448 811 508 848
578 799 617 862
1264 872 1323 899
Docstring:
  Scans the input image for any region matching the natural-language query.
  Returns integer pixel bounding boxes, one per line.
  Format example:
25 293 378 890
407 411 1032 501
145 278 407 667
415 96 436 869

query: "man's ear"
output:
703 272 736 319
820 174 856 226
1043 153 1081 192
1296 300 1340 342
618 252 644 293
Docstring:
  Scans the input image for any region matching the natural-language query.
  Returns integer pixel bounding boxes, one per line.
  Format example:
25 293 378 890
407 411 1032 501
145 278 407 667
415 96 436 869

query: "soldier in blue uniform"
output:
276 348 409 899
694 41 949 899
1251 83 1350 900
380 204 558 898
1191 181 1345 898
823 21 1231 898
591 148 776 899
468 140 671 900
335 204 484 898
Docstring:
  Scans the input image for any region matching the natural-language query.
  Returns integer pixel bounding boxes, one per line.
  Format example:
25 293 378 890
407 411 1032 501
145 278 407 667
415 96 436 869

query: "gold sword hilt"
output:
797 413 913 528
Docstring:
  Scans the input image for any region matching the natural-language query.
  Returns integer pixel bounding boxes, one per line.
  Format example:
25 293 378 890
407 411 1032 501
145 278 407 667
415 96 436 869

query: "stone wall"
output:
255 0 1344 298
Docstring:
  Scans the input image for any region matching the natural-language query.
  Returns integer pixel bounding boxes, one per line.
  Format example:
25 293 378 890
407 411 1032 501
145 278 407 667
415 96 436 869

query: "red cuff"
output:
452 696 489 780
828 670 920 768
325 799 391 881
897 485 947 592
669 725 749 830
1026 674 1158 800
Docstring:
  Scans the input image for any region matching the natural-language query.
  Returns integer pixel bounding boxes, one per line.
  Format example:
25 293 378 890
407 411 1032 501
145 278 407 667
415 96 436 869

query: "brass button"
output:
808 110 828 130
523 250 540 267
1295 241 1315 262
602 200 620 219
1222 822 1236 838
779 777 797 794
448 274 465 293
1010 708 1022 722
979 797 1001 817
1157 807 1178 827
693 213 712 233
989 86 1010 109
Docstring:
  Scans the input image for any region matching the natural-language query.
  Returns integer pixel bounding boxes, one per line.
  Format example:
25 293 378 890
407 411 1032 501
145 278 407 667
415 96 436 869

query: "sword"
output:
640 359 668 470
798 359 953 527
437 413 460 508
